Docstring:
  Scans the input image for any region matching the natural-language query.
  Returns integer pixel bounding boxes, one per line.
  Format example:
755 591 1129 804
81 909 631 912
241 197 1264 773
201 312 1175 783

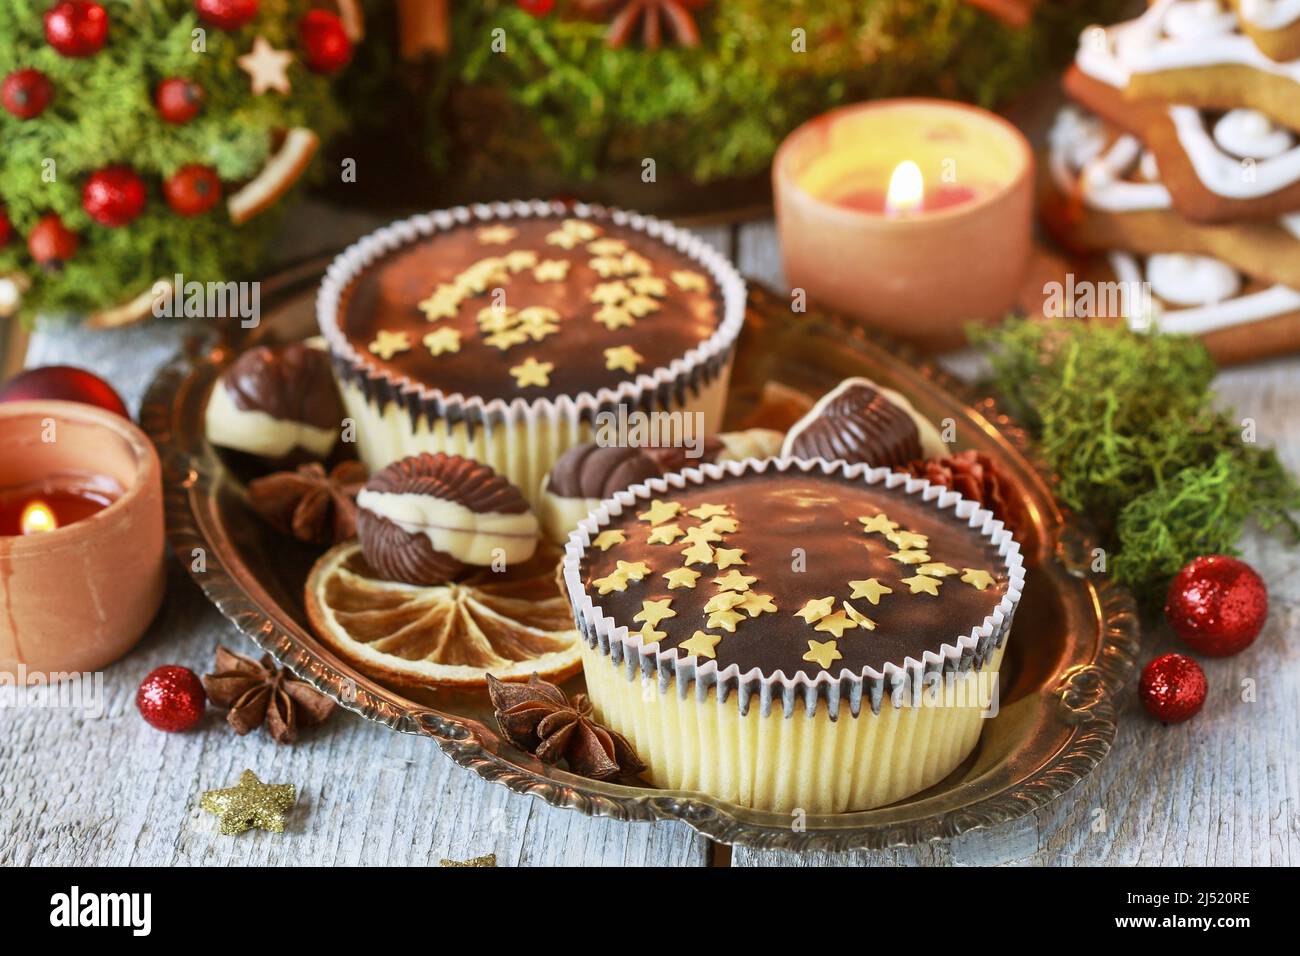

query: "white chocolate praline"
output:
538 480 601 547
714 428 784 462
204 379 338 459
780 376 946 461
356 490 539 566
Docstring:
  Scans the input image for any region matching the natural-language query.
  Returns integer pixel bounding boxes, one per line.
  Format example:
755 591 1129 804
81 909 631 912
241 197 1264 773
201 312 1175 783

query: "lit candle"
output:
773 98 1034 350
0 475 123 537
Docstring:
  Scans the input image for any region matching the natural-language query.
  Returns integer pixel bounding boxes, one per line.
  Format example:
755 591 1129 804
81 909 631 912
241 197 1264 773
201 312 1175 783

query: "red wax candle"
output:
830 183 979 215
0 474 122 537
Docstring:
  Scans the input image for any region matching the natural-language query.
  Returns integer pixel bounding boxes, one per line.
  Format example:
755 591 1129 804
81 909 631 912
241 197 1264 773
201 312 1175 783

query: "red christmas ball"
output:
27 214 79 269
1164 554 1268 657
155 77 205 124
0 366 129 418
1139 653 1207 724
299 10 352 73
517 0 556 15
194 0 259 31
2 68 54 120
136 665 207 733
163 164 223 217
45 1 109 58
82 166 148 228
0 206 12 247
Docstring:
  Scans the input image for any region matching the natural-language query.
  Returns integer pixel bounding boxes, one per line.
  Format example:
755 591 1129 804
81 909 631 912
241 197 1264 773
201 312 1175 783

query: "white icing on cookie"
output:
1213 109 1296 158
1139 150 1162 181
1238 0 1300 30
1147 253 1242 304
1164 0 1238 38
1048 110 1173 211
1171 105 1300 197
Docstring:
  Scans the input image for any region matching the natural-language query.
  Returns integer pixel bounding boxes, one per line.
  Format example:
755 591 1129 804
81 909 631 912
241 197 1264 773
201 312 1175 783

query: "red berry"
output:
163 164 223 217
82 166 148 228
45 1 109 58
136 665 207 733
2 68 54 120
299 10 352 73
194 0 259 31
517 0 556 15
155 77 205 124
1139 653 1207 724
0 366 129 418
0 206 12 246
1164 555 1268 657
27 214 79 268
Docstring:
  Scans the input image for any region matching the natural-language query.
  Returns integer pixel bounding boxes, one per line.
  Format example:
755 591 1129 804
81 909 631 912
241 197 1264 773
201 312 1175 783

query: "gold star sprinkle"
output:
795 596 835 623
647 523 685 545
368 330 410 359
591 281 630 305
803 639 841 670
587 238 627 256
504 250 539 272
687 503 729 520
887 530 929 551
590 256 626 278
682 525 722 546
485 329 530 351
638 500 680 525
842 602 876 630
476 224 517 244
629 276 668 297
522 322 560 342
620 252 653 276
918 563 959 578
634 598 676 628
713 570 756 592
671 269 708 292
663 567 700 589
594 306 635 331
859 514 899 535
615 560 651 582
961 568 996 590
681 540 715 566
508 356 554 388
422 327 461 356
637 624 666 643
604 345 644 374
477 308 519 334
238 36 294 96
533 259 570 282
814 610 857 638
738 592 777 617
680 630 722 660
544 229 579 249
623 295 660 317
849 578 892 605
703 591 747 614
200 769 296 835
890 550 932 566
418 285 461 320
712 547 746 571
562 219 599 240
902 574 943 596
707 609 746 633
592 529 625 551
593 572 629 594
517 305 560 326
700 515 739 535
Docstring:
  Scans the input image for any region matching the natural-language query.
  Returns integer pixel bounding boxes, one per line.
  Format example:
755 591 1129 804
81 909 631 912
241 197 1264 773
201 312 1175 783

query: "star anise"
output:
247 460 367 545
202 646 337 744
576 0 708 50
487 674 645 780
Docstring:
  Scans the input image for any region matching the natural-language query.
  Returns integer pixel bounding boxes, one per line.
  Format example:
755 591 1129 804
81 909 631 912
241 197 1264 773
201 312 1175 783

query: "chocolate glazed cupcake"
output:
317 200 746 506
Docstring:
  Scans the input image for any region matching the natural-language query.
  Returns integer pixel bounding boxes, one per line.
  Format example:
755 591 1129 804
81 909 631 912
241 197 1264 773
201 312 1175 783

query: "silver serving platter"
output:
141 258 1140 851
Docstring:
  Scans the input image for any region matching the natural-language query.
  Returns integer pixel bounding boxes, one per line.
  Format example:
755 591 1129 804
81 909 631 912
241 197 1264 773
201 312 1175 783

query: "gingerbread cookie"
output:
1228 0 1300 62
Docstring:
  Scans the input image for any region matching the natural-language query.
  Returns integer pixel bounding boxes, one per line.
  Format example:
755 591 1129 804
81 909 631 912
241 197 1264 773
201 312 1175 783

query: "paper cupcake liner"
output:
317 200 744 499
562 456 1025 720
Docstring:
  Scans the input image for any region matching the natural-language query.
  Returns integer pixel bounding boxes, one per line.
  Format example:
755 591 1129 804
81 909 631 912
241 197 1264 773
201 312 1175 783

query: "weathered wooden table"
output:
2 205 1297 866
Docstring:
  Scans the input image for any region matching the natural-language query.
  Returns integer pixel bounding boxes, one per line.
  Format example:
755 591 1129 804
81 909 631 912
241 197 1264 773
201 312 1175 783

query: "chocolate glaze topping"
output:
580 469 1008 677
546 443 662 500
337 216 722 404
785 380 922 469
222 342 343 429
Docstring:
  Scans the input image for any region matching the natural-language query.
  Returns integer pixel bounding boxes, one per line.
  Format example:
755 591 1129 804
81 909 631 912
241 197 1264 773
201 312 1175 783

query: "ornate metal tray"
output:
141 257 1140 852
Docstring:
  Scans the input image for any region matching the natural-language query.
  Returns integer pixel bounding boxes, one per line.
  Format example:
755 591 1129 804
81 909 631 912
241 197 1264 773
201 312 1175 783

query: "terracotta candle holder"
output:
0 400 164 679
773 98 1034 350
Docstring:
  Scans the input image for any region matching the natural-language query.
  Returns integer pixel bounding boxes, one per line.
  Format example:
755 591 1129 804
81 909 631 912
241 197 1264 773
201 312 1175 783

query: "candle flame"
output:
885 160 924 216
20 500 57 535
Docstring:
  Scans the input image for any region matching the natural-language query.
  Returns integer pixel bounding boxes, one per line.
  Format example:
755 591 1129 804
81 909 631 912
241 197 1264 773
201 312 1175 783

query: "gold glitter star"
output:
562 219 599 240
647 523 685 545
238 36 294 96
887 530 930 551
848 578 892 605
592 529 625 551
504 250 539 272
591 281 631 305
637 500 680 525
712 547 746 570
604 345 644 374
587 238 627 256
859 513 899 535
634 598 676 628
368 329 410 359
961 568 996 591
802 639 841 670
544 229 580 249
509 356 554 388
593 571 629 594
533 259 570 282
615 560 651 582
902 574 943 596
680 630 722 660
687 503 729 520
918 563 959 578
671 269 708 292
700 515 739 535
707 609 746 633
629 276 668 297
814 610 857 637
440 854 497 867
476 224 518 244
738 592 777 617
623 295 660 317
713 570 756 592
486 328 530 351
418 285 461 320
594 306 635 331
795 596 835 623
663 567 700 589
422 327 461 356
682 525 722 546
704 591 747 614
681 540 715 566
200 769 295 836
842 602 877 630
890 550 932 566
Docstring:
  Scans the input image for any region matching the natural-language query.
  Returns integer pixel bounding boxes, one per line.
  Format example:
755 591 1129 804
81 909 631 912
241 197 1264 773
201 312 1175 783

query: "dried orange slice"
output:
304 541 582 690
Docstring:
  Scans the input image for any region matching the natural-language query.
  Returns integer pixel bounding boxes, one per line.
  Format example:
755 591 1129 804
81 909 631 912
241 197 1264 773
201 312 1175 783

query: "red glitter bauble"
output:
1139 653 1207 724
2 68 54 120
299 11 352 73
82 166 148 228
1164 554 1268 657
137 666 207 733
0 366 129 418
163 164 222 217
26 214 79 269
155 77 205 124
45 1 109 58
517 0 556 15
0 206 12 247
194 0 259 31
